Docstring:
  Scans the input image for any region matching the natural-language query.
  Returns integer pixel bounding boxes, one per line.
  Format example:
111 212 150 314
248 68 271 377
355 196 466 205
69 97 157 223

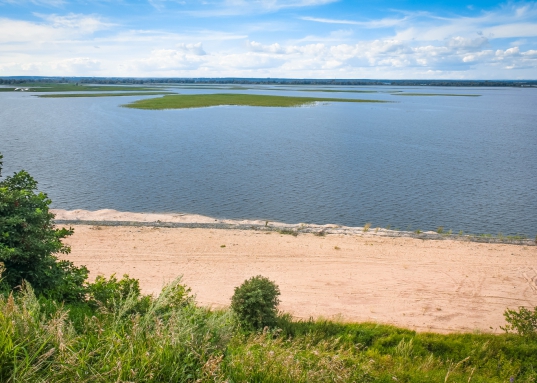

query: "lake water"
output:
1 86 536 236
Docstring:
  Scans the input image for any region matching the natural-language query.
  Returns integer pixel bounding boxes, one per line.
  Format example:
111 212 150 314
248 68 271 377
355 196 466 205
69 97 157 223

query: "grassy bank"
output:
123 93 387 110
1 278 536 383
37 92 174 98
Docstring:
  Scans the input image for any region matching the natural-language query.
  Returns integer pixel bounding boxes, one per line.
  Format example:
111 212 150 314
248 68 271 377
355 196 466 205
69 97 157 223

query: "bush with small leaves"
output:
231 275 280 331
87 273 142 308
501 306 537 338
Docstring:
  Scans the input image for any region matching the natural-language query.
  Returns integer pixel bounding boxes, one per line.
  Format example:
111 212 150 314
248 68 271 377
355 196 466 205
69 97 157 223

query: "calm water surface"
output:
1 86 536 236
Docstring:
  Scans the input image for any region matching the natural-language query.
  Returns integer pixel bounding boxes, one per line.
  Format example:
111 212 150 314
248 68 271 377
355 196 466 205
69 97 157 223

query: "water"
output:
1 86 536 236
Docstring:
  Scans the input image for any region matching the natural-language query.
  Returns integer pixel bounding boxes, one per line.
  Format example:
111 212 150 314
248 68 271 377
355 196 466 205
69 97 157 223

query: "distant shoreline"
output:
2 77 537 87
52 209 536 246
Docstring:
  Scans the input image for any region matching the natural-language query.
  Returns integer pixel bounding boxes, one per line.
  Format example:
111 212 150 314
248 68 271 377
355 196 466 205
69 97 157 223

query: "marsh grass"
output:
11 83 161 92
167 86 249 90
122 93 387 110
37 92 174 98
296 89 378 93
392 93 481 97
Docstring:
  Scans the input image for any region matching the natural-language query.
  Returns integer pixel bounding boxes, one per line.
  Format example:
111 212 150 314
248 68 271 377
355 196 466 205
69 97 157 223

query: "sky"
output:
0 0 536 79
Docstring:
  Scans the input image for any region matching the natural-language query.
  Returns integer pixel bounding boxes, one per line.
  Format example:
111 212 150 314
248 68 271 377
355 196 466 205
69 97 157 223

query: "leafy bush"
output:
231 275 280 330
0 153 88 301
87 273 143 309
501 306 537 337
87 273 194 317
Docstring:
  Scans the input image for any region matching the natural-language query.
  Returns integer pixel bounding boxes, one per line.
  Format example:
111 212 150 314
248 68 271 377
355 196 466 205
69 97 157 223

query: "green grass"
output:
296 89 379 93
166 85 250 90
3 83 162 92
1 281 536 382
392 93 481 97
226 316 537 383
123 93 387 110
36 92 174 98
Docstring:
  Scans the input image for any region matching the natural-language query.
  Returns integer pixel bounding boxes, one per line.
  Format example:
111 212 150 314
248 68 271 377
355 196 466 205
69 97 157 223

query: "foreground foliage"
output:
0 278 234 383
502 306 537 338
0 159 88 301
1 281 536 383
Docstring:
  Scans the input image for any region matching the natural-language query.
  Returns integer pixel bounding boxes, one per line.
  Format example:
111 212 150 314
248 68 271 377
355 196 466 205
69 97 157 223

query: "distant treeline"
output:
1 77 536 87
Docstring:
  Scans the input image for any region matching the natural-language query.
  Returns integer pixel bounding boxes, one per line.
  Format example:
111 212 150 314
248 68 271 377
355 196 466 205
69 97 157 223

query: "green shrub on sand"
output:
231 275 281 331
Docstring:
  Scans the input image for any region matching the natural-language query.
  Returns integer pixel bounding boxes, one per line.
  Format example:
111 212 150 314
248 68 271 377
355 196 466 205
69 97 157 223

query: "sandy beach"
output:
54 209 537 334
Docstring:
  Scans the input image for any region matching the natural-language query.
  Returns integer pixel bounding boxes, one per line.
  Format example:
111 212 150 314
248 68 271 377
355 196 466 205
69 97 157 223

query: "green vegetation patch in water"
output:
123 93 387 110
37 92 174 98
166 85 250 90
296 89 378 93
393 93 481 97
6 83 162 92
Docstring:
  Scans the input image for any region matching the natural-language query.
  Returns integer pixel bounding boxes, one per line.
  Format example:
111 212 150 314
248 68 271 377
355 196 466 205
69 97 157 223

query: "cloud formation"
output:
0 0 536 78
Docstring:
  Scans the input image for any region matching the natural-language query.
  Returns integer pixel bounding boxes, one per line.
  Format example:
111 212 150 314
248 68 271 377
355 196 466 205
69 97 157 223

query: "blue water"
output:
1 86 536 236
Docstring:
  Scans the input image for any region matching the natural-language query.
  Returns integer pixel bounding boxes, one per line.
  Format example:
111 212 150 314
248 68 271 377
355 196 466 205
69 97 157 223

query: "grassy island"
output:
392 93 481 97
2 83 162 92
123 93 387 110
296 89 378 93
37 92 174 98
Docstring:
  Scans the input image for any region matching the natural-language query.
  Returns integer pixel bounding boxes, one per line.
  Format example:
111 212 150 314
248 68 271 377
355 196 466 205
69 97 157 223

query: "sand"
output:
53 209 537 334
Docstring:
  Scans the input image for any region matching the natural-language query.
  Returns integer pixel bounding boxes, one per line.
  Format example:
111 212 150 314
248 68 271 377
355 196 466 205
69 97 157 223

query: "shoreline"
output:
52 209 536 246
57 220 537 333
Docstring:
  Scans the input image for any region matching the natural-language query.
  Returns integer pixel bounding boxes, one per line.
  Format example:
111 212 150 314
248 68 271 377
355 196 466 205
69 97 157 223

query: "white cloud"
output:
483 22 537 38
35 13 115 33
301 16 407 28
0 57 101 75
51 57 101 73
183 0 338 16
230 0 338 11
176 42 206 55
0 0 65 6
0 2 536 78
131 48 206 71
447 36 489 51
0 13 112 44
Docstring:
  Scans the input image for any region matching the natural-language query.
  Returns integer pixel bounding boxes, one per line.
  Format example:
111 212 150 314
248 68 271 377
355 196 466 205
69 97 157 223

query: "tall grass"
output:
1 282 537 382
224 316 537 382
0 279 234 382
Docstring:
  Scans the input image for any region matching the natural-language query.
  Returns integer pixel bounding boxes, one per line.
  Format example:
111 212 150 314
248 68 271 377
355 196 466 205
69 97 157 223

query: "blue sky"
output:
1 0 536 78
